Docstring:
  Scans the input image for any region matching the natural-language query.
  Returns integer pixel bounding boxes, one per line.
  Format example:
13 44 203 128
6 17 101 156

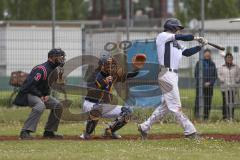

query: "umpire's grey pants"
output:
22 94 63 132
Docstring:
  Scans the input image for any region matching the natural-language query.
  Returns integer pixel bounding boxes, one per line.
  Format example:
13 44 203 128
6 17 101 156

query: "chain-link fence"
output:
86 28 240 120
1 21 240 121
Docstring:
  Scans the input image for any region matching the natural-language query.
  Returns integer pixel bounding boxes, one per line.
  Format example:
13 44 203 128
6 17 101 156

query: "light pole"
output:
52 0 56 49
126 0 130 40
198 0 205 120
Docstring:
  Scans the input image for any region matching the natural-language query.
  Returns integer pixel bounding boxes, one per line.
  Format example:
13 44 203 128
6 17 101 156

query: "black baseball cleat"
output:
185 132 200 140
19 130 33 140
103 128 122 139
43 131 63 139
137 124 148 140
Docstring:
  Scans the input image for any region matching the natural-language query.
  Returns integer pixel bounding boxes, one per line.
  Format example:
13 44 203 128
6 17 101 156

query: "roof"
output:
204 18 240 30
0 20 101 28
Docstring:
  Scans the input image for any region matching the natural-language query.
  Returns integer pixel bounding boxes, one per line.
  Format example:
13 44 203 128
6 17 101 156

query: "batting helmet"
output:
163 18 184 32
48 48 65 58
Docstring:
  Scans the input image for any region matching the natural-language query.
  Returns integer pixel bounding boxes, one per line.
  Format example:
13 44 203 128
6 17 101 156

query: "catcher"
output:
80 52 146 139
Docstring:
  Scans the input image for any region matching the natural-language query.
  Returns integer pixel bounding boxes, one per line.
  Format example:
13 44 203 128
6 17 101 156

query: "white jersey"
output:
156 32 185 70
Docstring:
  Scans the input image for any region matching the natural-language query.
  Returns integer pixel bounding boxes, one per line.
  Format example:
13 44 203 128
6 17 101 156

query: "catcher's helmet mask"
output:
164 18 184 33
98 52 117 75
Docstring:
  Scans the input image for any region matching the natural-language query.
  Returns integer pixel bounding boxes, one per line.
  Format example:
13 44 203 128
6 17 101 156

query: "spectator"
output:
218 53 240 120
194 49 217 120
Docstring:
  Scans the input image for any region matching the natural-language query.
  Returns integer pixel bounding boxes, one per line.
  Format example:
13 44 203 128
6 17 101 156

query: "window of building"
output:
233 46 239 53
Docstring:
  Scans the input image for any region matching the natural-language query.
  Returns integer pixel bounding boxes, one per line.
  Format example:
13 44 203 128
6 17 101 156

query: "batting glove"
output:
194 36 208 46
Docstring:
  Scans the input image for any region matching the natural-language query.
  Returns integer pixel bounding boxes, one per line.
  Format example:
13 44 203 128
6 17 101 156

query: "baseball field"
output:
1 91 240 160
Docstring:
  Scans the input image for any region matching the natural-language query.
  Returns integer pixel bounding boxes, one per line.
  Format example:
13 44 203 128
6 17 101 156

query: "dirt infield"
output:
1 134 240 142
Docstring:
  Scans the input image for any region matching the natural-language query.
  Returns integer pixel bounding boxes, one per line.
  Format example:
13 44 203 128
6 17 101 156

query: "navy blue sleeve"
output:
95 73 108 90
175 34 194 41
210 63 217 86
27 69 44 97
182 46 202 57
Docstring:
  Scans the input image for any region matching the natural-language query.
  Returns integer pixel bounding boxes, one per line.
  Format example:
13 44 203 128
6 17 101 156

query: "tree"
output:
3 0 88 20
177 0 240 22
0 0 7 20
7 0 38 20
35 0 51 20
56 0 72 20
208 0 239 19
175 8 187 26
69 0 87 19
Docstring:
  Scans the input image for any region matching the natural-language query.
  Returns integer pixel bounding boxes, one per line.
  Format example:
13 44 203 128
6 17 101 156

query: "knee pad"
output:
120 107 132 122
109 107 132 133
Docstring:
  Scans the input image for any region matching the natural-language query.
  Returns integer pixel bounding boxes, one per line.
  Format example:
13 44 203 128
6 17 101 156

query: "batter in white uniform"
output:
138 18 207 139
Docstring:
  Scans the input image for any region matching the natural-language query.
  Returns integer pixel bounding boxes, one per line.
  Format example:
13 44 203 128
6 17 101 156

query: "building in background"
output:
0 18 239 91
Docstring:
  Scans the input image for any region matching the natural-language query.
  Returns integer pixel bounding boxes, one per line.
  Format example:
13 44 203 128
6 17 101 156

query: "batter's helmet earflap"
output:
163 18 184 32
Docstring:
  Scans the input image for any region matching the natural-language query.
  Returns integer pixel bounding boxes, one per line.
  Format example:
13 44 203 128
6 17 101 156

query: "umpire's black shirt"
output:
20 60 58 97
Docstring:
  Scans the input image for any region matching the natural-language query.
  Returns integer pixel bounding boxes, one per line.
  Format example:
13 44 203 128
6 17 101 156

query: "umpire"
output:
14 48 65 139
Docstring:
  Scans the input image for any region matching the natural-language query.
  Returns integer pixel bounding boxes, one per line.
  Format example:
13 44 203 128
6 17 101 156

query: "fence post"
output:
51 0 56 49
198 0 205 121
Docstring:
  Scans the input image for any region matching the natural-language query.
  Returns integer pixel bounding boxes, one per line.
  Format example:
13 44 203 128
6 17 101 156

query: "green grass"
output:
1 88 238 123
1 90 240 160
1 140 240 160
1 109 240 160
1 107 240 136
180 87 223 109
2 121 240 137
0 87 226 108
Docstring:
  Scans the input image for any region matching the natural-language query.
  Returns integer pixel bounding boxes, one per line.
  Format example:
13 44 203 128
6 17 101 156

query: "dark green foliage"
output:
0 0 88 20
177 0 240 22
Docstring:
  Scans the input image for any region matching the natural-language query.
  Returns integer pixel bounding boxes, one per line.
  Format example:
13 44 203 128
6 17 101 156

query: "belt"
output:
159 65 178 73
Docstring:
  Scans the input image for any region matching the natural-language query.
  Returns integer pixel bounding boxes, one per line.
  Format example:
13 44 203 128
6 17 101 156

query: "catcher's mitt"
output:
132 54 146 69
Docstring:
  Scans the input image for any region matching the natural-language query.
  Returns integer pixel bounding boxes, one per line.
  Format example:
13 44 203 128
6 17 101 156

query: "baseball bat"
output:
207 42 225 51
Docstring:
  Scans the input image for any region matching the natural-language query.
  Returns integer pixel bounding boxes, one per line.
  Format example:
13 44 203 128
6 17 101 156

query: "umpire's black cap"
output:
48 48 65 58
164 18 184 32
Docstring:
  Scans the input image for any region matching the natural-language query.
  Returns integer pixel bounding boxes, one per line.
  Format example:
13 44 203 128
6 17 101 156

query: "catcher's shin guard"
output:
85 120 98 135
108 107 132 133
109 118 127 133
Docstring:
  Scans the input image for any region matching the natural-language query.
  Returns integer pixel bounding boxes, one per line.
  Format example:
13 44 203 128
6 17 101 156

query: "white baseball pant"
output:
140 70 197 135
83 100 122 119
